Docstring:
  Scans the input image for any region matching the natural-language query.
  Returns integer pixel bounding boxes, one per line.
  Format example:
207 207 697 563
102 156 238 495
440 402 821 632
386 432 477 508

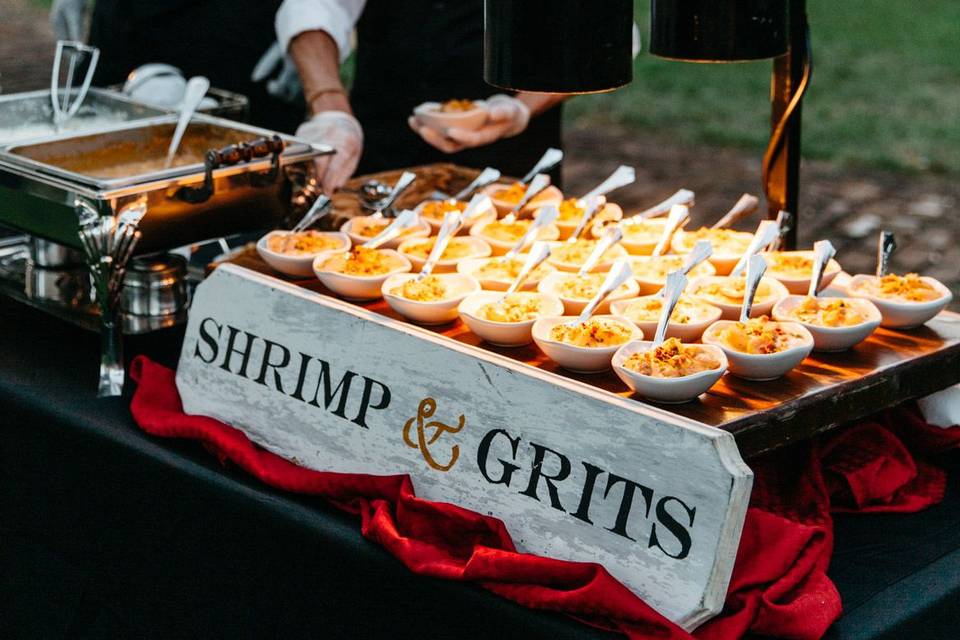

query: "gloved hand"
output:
50 0 89 42
250 42 302 105
295 111 364 195
408 94 530 154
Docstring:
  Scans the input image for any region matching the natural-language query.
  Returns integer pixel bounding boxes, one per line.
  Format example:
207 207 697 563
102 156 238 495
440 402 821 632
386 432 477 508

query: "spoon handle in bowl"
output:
418 210 463 279
511 173 551 215
653 270 688 347
876 230 897 277
577 225 623 276
729 219 780 277
739 254 768 323
635 188 695 220
580 165 635 201
506 204 559 258
651 204 690 257
362 209 418 249
375 171 417 217
454 167 501 200
807 239 837 297
520 147 563 184
711 193 759 229
573 259 634 325
567 195 606 243
502 241 552 298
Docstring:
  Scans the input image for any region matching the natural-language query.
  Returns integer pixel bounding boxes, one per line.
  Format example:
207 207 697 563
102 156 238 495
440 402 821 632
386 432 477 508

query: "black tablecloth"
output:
2 298 959 639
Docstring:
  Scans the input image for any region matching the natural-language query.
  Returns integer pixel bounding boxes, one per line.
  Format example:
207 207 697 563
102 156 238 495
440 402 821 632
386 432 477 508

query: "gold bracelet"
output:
305 87 347 108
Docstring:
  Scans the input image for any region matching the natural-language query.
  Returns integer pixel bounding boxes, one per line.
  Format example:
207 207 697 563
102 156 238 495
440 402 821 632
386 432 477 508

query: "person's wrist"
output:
308 89 351 117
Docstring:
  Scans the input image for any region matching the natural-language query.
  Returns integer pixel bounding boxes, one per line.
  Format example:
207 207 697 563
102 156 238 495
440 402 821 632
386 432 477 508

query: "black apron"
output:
89 0 303 134
351 0 563 183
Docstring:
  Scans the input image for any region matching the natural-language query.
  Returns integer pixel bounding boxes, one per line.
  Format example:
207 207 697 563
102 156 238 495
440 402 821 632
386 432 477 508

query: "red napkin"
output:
128 356 958 640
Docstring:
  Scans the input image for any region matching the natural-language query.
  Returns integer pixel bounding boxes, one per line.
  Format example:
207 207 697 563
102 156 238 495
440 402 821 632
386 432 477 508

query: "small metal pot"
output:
121 253 189 317
29 238 86 268
24 262 91 306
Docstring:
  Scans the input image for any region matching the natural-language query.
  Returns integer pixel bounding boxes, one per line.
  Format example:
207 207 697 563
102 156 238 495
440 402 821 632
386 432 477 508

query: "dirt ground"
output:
3 0 957 305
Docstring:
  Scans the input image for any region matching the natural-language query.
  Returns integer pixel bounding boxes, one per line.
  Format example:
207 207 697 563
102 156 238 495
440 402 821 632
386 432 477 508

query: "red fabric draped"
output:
128 356 960 640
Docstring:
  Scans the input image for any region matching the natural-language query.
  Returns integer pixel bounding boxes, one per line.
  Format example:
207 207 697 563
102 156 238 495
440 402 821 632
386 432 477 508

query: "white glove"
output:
296 111 363 195
50 0 89 42
408 94 530 154
250 42 302 105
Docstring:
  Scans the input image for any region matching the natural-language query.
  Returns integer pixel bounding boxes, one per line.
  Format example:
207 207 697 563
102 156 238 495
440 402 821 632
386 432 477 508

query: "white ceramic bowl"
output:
414 199 497 234
341 216 431 249
688 275 790 320
470 216 561 255
532 315 643 373
772 295 881 352
413 100 489 132
456 256 557 292
702 320 814 380
457 291 565 347
610 295 723 343
537 271 640 315
627 255 717 295
545 241 630 274
481 183 564 218
845 274 953 329
381 273 480 325
556 203 623 240
671 229 754 275
312 249 412 301
256 230 350 278
612 341 728 403
764 251 843 294
397 235 492 273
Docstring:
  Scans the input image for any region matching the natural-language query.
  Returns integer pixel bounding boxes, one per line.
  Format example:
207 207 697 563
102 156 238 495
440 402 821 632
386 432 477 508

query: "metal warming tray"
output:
0 87 168 145
0 114 330 254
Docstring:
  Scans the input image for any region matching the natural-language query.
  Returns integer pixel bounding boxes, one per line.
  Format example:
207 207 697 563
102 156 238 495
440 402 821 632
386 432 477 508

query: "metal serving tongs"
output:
362 209 419 249
635 189 696 220
567 195 607 243
416 210 463 281
577 225 623 276
739 254 768 322
566 259 634 327
876 230 897 277
710 194 760 229
164 76 211 169
807 240 837 297
504 205 559 259
520 147 564 184
729 219 781 277
661 240 712 298
503 173 552 223
50 40 100 128
498 241 553 301
651 204 691 257
651 270 689 347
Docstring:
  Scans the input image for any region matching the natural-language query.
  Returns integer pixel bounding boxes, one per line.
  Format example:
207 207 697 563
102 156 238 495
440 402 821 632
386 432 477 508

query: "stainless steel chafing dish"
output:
0 113 330 254
0 87 169 145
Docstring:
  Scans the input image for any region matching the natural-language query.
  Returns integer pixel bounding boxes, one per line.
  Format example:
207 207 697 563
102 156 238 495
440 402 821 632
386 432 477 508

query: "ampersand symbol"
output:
403 397 465 472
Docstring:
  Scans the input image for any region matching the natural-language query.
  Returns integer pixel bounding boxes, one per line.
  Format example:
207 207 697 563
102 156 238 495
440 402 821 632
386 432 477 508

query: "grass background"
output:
566 0 960 174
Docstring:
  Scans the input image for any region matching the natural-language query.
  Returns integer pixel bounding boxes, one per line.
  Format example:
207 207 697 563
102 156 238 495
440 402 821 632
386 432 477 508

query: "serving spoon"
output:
739 254 768 322
362 209 419 249
651 204 691 257
567 195 607 243
729 219 781 277
566 259 634 327
659 240 712 299
502 173 552 222
635 188 695 220
807 239 837 297
498 241 553 301
651 270 689 347
875 230 897 277
163 75 210 169
520 147 564 184
416 210 464 281
505 205 559 259
577 225 623 276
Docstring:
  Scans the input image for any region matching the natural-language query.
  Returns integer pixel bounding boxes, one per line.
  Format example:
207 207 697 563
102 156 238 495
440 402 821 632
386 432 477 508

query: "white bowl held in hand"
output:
772 295 881 352
256 230 350 278
538 271 640 315
313 248 412 301
458 291 564 347
612 341 728 403
611 295 723 343
688 275 789 320
381 273 480 325
846 274 953 329
341 216 430 249
531 315 642 373
702 319 814 381
413 100 489 132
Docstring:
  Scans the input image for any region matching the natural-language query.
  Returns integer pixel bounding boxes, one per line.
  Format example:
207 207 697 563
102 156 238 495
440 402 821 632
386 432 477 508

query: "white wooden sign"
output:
176 264 753 630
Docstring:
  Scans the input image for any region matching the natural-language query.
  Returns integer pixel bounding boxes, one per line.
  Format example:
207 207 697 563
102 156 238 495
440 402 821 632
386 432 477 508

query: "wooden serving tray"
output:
217 165 960 458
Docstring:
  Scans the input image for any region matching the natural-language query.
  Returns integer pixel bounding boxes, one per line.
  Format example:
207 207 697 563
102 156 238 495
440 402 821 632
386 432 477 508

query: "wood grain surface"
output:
216 164 960 459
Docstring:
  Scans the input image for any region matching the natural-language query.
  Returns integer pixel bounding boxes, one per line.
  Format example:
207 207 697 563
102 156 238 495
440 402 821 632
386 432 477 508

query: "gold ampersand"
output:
403 397 465 472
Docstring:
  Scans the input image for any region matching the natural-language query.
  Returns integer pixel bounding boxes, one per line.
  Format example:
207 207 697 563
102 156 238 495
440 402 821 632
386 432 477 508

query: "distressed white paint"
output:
176 264 753 630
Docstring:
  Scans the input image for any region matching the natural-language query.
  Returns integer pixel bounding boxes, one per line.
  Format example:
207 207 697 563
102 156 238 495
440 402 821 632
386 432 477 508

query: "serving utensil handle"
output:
375 171 417 218
739 254 767 323
729 219 780 277
418 210 463 278
520 147 563 184
503 241 552 297
807 239 836 297
635 188 695 220
574 259 633 325
577 225 623 276
653 270 688 347
876 230 897 277
512 173 551 215
362 209 419 249
454 167 501 200
567 195 606 243
506 204 559 258
651 204 690 257
580 165 636 201
711 193 759 229
176 135 286 204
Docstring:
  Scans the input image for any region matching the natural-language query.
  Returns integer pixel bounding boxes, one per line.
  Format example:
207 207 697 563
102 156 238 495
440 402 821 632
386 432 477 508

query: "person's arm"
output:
275 0 366 194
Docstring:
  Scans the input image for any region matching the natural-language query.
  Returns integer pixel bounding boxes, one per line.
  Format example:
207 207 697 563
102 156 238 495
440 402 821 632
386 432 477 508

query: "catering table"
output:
2 298 959 639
